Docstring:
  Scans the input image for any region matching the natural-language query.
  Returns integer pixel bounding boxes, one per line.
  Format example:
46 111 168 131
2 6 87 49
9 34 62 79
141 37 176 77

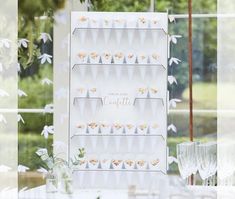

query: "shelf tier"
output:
73 27 168 35
73 169 166 174
72 63 166 70
73 97 165 106
71 134 165 140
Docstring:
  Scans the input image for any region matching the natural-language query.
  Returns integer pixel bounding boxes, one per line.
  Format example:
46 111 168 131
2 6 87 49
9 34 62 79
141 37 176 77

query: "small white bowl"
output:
78 16 89 28
114 19 125 28
76 52 88 64
113 52 124 64
137 88 148 98
149 159 160 170
100 123 112 134
89 52 100 64
75 123 87 135
101 53 112 64
137 54 148 64
136 160 148 170
102 19 112 28
149 87 158 98
124 159 135 170
75 88 87 97
88 88 99 98
88 159 99 169
87 122 99 134
137 124 148 135
126 53 136 64
124 124 136 135
138 17 148 28
112 159 123 170
100 159 111 170
112 123 124 134
149 53 160 64
149 123 159 134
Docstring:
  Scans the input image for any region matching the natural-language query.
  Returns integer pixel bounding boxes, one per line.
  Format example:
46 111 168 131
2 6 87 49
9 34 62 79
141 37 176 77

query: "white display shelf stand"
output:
69 11 168 189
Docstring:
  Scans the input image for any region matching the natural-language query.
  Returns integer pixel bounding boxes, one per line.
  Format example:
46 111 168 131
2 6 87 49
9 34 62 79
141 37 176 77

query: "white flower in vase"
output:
102 19 112 43
90 19 100 43
112 123 124 134
111 159 123 170
124 159 135 170
88 159 99 170
101 53 112 64
149 159 160 170
124 124 136 135
137 88 148 98
76 52 88 64
88 88 99 98
137 54 148 64
75 123 87 135
137 124 148 135
149 87 158 98
78 16 89 28
126 53 136 64
113 52 124 64
100 123 112 134
100 159 111 170
149 53 160 64
136 160 148 170
75 88 87 97
77 159 87 170
87 122 99 134
149 123 159 134
89 52 100 64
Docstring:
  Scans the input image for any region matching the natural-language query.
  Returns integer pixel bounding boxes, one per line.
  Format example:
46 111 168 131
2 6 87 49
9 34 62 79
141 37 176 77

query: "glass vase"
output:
46 170 58 193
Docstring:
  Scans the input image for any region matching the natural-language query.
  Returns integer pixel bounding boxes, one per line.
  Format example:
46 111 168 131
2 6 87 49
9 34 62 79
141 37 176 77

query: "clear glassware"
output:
60 166 73 194
46 170 58 193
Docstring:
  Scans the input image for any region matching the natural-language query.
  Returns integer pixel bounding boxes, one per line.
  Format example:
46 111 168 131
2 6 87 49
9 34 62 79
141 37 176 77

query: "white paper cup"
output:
149 53 160 64
149 123 159 134
88 88 99 98
89 52 100 64
77 159 87 170
90 19 100 28
100 159 111 170
75 52 88 64
137 54 148 64
112 124 124 135
136 88 148 98
87 123 99 134
149 88 158 98
114 19 125 28
138 17 149 28
150 19 159 29
102 19 112 28
113 52 124 64
111 159 123 170
137 124 148 135
124 124 136 135
148 158 160 170
78 16 89 28
75 123 87 135
101 53 112 64
88 159 99 169
136 160 148 170
75 88 87 97
126 53 136 64
100 123 112 134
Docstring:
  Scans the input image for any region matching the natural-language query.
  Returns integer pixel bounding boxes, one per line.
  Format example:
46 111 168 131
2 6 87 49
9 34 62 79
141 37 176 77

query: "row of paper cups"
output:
77 16 162 29
75 122 159 135
75 52 161 64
